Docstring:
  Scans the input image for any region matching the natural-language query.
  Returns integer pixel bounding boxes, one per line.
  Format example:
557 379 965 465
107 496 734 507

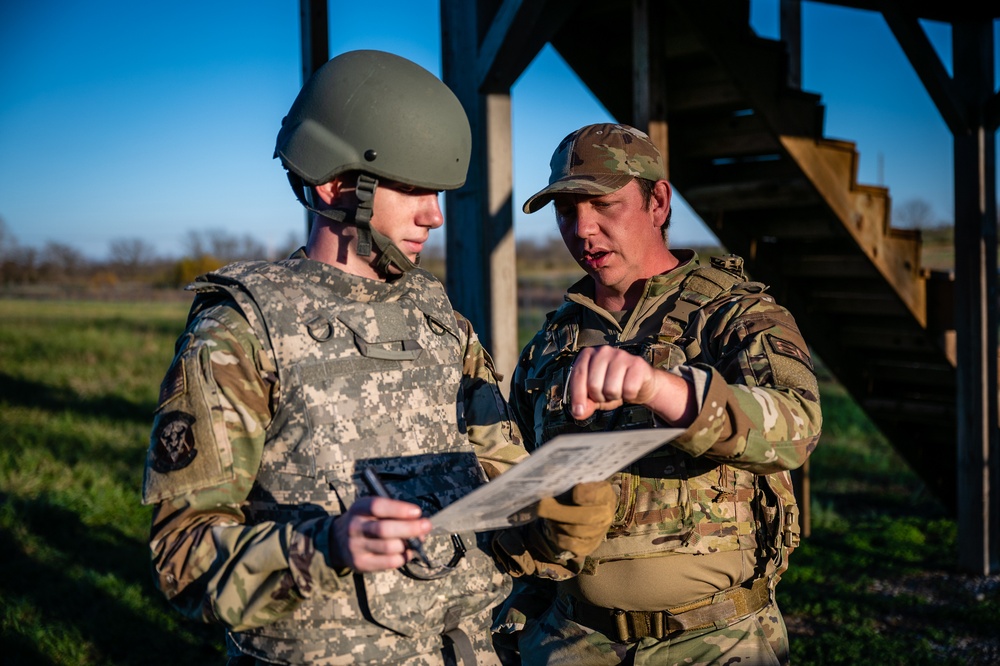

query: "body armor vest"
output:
523 257 787 570
188 259 508 664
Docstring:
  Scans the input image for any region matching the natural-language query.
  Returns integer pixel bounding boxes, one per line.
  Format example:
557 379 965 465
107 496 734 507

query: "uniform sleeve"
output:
668 289 822 474
142 302 349 631
453 312 529 479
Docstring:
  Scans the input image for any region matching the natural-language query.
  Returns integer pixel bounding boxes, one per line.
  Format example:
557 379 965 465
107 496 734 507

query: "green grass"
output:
0 299 225 665
780 367 999 665
0 298 997 665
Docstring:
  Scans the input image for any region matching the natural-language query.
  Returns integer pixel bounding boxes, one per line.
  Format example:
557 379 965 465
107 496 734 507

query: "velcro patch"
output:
151 411 198 473
767 335 813 371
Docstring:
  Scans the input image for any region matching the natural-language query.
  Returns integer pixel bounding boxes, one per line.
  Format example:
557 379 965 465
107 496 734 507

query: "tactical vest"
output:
188 259 509 665
522 256 797 572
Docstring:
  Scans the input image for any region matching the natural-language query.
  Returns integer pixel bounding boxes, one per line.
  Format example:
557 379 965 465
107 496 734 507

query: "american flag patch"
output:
158 361 186 407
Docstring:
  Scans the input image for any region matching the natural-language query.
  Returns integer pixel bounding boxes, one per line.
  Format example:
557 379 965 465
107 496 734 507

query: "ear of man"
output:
313 178 347 206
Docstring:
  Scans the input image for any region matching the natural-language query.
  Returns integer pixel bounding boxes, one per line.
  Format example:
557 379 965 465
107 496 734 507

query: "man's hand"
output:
493 480 616 579
535 480 616 559
567 345 695 426
567 346 661 420
329 497 431 572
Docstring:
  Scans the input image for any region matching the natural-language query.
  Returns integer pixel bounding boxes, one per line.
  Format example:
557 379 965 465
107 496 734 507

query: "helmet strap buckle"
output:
353 174 378 256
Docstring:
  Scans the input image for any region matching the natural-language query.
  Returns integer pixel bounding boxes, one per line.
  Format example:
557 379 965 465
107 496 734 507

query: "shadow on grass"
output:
0 492 223 665
0 372 155 425
0 369 157 486
780 458 998 665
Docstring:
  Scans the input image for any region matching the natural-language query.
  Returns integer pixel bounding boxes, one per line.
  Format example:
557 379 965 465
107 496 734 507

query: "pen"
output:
362 468 433 568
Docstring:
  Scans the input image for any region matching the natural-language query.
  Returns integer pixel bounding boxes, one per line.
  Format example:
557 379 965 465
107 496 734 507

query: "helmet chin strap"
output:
352 175 419 275
289 172 418 275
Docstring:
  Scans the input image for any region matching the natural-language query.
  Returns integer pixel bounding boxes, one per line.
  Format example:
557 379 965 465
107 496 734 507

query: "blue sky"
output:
0 1 992 260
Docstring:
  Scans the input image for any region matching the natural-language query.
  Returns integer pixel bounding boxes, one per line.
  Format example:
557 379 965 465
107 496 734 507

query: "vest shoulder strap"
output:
665 255 752 330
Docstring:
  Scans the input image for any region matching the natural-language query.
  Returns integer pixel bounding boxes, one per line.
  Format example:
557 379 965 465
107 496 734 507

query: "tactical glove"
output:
493 480 616 579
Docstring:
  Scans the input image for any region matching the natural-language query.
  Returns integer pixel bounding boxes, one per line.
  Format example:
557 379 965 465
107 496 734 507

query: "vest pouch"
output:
338 302 424 361
590 453 760 564
596 454 693 562
648 340 688 370
756 470 798 576
327 453 505 638
343 452 488 517
538 363 570 443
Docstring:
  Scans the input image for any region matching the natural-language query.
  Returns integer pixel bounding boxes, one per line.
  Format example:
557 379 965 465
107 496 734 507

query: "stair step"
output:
864 359 956 388
716 208 845 241
863 396 956 421
780 254 875 278
809 291 912 317
839 325 947 354
672 111 782 160
680 175 819 211
673 155 803 187
662 31 708 60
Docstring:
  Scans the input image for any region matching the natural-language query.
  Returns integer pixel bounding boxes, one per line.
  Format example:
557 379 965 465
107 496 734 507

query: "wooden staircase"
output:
548 0 958 510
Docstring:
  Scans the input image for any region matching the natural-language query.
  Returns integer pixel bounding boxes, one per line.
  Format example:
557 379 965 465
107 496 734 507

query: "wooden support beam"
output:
298 0 328 83
779 0 807 540
779 0 802 89
441 0 519 388
986 90 1000 132
951 20 999 575
298 0 328 238
631 0 668 174
882 8 969 135
485 93 518 391
632 0 651 126
477 0 581 91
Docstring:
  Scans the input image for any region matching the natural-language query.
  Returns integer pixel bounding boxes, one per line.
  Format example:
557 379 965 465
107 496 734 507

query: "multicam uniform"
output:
142 250 527 665
498 250 822 665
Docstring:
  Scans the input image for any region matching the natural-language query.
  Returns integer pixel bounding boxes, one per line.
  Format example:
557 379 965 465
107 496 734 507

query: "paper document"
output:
429 428 684 535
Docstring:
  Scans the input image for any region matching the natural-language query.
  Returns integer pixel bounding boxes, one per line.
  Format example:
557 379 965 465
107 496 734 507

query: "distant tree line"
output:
0 218 301 290
0 197 964 293
0 216 585 293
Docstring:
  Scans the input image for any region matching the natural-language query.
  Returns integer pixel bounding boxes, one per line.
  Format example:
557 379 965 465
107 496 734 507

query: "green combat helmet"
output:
274 49 472 273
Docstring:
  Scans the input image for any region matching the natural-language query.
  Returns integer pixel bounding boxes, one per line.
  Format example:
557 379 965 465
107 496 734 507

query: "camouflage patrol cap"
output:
522 123 666 214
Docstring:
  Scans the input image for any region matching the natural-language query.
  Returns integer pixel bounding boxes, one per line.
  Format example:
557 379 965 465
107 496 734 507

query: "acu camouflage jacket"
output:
509 250 822 572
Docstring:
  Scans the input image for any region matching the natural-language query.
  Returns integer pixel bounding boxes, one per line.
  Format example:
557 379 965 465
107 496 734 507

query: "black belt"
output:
570 576 771 643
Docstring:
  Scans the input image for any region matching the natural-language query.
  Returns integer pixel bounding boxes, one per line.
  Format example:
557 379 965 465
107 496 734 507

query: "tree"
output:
0 216 16 259
184 229 269 262
39 241 88 282
109 237 157 277
894 198 939 229
0 217 32 284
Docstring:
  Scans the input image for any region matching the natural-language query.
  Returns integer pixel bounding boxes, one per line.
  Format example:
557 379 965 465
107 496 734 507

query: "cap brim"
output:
522 174 636 214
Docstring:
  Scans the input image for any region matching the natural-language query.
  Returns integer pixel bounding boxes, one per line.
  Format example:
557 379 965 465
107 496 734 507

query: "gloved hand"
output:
535 481 617 560
493 480 616 579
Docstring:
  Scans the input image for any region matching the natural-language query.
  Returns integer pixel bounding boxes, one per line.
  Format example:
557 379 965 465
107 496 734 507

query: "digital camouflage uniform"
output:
142 250 528 665
497 250 822 665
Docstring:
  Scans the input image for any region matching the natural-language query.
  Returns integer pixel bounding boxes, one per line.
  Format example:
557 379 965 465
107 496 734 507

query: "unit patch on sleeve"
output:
151 411 199 472
767 334 814 371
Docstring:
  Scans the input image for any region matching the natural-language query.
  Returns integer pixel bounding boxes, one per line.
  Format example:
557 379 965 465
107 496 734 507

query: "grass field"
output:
1 297 997 665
